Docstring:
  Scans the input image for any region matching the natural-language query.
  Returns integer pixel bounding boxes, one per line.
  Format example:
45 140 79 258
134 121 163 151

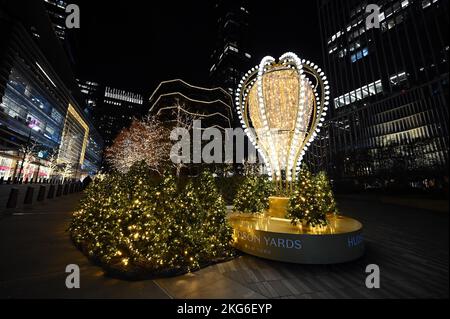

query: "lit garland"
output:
69 162 235 278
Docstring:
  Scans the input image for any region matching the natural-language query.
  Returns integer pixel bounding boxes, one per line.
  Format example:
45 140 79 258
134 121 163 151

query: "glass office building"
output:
313 0 449 189
0 2 103 180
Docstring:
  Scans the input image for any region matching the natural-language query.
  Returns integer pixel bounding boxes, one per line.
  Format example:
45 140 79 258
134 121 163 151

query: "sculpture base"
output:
268 196 289 218
228 213 364 264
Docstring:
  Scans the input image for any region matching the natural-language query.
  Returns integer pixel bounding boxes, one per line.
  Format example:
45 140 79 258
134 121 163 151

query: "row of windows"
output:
334 79 383 108
328 0 411 56
373 124 439 147
0 68 65 144
370 111 432 137
351 47 369 63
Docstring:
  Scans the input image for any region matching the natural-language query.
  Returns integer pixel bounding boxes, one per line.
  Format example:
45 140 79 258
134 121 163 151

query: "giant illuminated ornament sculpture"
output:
235 52 329 192
229 52 364 264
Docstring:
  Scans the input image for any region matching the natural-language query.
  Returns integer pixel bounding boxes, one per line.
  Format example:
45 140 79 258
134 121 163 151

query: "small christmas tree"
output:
233 175 274 214
194 171 234 261
287 165 327 227
315 171 338 216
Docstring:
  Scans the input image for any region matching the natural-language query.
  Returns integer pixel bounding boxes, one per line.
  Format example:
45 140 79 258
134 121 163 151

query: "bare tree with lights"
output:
169 101 198 177
59 161 74 182
46 150 59 179
105 116 171 174
15 140 39 180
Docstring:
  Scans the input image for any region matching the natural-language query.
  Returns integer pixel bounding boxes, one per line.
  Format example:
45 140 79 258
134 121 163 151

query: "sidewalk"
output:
0 193 262 299
0 192 448 298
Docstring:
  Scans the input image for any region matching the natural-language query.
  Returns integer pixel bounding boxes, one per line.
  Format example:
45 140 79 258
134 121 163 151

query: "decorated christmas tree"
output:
314 171 339 216
69 162 234 278
189 171 234 262
287 165 327 227
233 175 274 214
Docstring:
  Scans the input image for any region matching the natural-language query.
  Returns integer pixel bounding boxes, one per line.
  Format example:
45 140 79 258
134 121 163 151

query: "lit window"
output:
389 72 408 85
334 79 383 109
422 0 431 8
350 47 368 63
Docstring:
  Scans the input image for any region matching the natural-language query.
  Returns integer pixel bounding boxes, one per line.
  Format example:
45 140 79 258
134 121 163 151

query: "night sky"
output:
74 1 322 94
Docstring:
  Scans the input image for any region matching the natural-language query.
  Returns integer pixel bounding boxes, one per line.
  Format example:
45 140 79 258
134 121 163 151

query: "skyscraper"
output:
96 86 144 146
209 0 252 96
0 0 103 180
317 0 449 189
76 78 100 119
43 0 68 42
43 0 80 68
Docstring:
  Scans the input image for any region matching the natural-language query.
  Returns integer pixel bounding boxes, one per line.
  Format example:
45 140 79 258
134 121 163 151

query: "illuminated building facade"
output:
209 0 252 97
0 1 103 180
148 79 235 174
148 79 234 129
316 0 449 188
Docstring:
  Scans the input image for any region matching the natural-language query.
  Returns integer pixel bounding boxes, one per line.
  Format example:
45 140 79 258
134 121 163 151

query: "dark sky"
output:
74 1 322 95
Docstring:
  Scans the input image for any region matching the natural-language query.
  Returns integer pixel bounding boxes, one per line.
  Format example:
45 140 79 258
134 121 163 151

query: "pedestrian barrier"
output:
56 184 63 197
37 186 46 202
63 184 69 195
7 188 19 209
47 185 55 199
24 187 34 204
2 182 83 213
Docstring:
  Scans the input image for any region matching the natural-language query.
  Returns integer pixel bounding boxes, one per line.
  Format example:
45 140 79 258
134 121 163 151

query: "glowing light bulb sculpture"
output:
235 52 330 192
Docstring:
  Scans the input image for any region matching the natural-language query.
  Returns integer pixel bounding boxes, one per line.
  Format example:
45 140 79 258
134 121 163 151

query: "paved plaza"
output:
0 192 448 298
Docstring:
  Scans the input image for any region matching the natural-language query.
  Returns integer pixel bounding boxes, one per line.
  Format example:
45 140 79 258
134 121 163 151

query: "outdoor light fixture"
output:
230 52 364 264
235 52 329 190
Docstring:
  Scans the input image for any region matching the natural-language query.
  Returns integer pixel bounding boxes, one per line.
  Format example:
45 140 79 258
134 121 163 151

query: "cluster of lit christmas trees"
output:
70 161 337 277
233 165 338 227
69 162 234 278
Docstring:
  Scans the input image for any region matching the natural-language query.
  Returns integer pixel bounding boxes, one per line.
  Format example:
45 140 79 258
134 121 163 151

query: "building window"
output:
334 79 383 109
350 47 369 62
390 71 408 85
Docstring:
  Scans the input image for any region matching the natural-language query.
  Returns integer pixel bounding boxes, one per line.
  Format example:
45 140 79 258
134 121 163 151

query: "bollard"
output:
47 184 55 199
24 186 34 205
19 178 23 184
6 188 19 209
37 185 46 202
7 177 11 185
63 183 69 195
56 184 62 197
0 176 4 185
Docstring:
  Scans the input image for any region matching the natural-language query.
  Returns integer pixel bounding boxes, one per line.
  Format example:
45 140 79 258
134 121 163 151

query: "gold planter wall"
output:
268 196 289 218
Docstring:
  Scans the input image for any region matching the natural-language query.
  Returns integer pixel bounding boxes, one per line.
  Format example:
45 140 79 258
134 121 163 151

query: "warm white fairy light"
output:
236 52 329 183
